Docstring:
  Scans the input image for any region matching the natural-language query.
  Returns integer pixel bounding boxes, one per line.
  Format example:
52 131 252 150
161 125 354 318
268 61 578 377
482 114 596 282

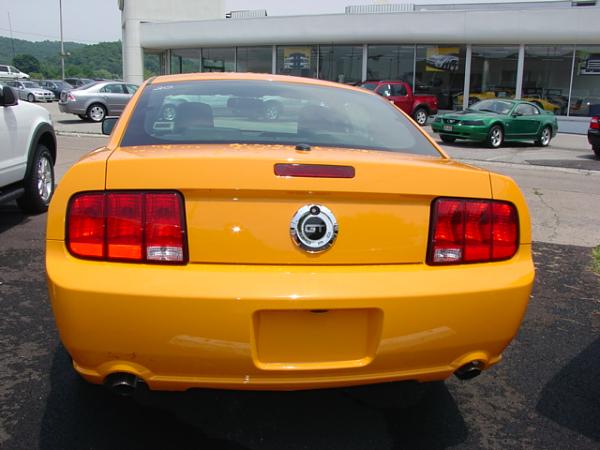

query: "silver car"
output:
5 80 54 102
58 81 139 122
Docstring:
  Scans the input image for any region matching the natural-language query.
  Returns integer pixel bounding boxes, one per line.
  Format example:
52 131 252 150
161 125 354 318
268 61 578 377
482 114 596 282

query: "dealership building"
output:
119 0 600 129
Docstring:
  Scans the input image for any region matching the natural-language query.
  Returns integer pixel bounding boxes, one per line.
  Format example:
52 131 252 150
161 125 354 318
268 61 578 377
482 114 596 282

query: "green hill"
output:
0 36 159 80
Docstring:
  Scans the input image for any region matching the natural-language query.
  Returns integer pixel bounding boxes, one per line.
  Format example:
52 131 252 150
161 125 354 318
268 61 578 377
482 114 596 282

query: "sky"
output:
0 0 561 45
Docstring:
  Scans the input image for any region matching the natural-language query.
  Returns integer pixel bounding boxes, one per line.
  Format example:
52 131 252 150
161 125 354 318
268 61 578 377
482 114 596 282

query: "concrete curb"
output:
458 158 600 176
56 130 105 138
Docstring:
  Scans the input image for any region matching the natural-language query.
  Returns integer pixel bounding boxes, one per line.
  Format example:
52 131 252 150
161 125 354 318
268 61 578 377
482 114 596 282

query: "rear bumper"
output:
58 102 85 114
46 240 534 391
588 129 600 147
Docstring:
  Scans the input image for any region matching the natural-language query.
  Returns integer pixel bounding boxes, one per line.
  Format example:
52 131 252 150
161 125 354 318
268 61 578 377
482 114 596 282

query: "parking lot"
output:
1 114 599 448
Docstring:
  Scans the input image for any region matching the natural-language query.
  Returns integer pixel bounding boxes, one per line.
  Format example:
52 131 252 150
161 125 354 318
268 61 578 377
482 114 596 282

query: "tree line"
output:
0 36 159 80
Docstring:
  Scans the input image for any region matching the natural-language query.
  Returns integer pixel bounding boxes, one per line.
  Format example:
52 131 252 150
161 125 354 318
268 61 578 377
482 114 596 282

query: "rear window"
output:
120 80 439 157
360 82 378 91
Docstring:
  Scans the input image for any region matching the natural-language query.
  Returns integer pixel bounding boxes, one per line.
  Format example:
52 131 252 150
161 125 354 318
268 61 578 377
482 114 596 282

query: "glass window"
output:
391 83 407 96
570 46 600 117
470 99 513 115
101 84 126 94
201 48 235 72
143 51 161 78
523 45 573 115
0 66 7 72
367 45 414 84
127 84 139 94
236 47 272 73
171 49 201 74
120 79 440 157
318 45 362 84
415 45 466 109
276 46 318 78
514 103 539 116
469 46 519 107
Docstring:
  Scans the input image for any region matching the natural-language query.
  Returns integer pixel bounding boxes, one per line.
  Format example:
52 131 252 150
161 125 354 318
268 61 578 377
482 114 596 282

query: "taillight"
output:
274 163 355 178
427 198 518 265
591 116 599 130
67 93 76 102
67 191 187 264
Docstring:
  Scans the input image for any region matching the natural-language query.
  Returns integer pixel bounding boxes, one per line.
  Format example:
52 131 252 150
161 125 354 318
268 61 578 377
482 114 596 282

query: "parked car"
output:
63 77 95 88
39 80 73 99
360 80 438 125
426 54 459 72
5 80 55 102
432 99 558 148
0 84 56 213
46 73 534 397
0 64 30 80
58 81 139 122
589 116 600 159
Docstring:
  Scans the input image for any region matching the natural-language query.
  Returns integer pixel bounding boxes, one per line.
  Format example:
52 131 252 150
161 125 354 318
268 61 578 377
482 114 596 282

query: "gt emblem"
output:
290 204 338 253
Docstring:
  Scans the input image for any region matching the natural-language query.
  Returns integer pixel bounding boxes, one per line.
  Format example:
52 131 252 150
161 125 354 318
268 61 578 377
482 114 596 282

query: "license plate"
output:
443 125 453 132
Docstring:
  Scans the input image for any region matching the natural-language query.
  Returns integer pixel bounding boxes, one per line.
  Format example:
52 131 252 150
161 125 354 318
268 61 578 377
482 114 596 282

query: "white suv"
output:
0 65 30 80
0 84 56 213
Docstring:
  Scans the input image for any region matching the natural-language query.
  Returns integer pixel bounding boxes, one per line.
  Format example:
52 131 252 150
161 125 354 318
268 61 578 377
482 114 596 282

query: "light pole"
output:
59 0 65 80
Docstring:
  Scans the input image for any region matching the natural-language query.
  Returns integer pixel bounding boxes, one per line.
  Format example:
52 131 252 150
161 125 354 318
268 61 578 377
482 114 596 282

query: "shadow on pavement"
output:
0 204 28 234
536 337 600 441
39 346 468 450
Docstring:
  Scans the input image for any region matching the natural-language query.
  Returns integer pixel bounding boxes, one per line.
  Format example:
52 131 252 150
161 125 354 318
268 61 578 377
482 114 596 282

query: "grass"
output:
592 246 600 274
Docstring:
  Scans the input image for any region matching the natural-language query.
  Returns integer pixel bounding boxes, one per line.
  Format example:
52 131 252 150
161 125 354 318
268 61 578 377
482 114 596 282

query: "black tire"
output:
593 145 600 159
536 126 552 147
27 93 35 102
440 135 456 143
16 144 55 214
486 124 504 148
78 114 88 121
413 107 428 126
86 103 107 123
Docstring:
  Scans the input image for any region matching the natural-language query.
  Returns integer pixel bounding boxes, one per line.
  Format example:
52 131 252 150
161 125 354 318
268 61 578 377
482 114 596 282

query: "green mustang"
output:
431 99 558 148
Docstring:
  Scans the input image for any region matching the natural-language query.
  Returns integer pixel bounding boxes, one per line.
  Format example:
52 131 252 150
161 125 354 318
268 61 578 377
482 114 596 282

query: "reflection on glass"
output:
319 45 362 84
171 49 201 74
570 46 600 117
468 46 519 109
276 46 318 78
366 45 414 84
415 45 466 109
236 47 272 73
201 48 235 72
523 45 573 115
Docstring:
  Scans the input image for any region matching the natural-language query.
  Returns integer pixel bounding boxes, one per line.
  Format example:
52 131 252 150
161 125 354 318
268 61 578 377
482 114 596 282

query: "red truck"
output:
360 80 438 126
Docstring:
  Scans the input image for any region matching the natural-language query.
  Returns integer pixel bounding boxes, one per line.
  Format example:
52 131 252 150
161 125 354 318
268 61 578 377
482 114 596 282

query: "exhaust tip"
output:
454 361 483 381
104 372 139 396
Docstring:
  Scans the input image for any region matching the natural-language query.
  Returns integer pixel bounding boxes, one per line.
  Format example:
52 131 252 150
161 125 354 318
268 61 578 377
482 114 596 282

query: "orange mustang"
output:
46 73 534 395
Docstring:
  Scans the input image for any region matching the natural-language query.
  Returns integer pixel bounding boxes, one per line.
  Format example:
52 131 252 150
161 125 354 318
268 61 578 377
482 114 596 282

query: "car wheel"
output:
16 144 54 214
87 103 107 122
27 93 35 102
264 100 283 120
440 135 456 143
536 126 552 147
486 125 504 148
161 103 177 121
413 107 428 126
593 145 600 159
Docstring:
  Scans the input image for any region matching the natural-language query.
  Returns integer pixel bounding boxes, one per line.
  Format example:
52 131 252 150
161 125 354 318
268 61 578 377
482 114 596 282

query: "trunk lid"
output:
106 145 491 265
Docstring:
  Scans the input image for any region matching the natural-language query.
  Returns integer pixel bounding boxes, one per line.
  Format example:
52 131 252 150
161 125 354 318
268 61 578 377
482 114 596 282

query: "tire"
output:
536 126 552 147
27 93 35 102
593 145 600 159
86 103 107 123
263 100 283 120
161 103 177 121
16 144 54 214
440 135 456 143
486 124 504 148
77 114 88 121
413 107 428 126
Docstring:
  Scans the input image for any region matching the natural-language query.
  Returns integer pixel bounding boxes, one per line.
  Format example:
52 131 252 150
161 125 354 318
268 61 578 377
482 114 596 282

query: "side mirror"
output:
102 117 118 135
0 86 18 107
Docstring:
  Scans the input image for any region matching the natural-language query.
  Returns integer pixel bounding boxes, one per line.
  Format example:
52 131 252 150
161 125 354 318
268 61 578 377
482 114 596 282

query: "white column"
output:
515 44 525 99
272 45 277 74
462 44 472 110
362 44 368 82
123 19 144 84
